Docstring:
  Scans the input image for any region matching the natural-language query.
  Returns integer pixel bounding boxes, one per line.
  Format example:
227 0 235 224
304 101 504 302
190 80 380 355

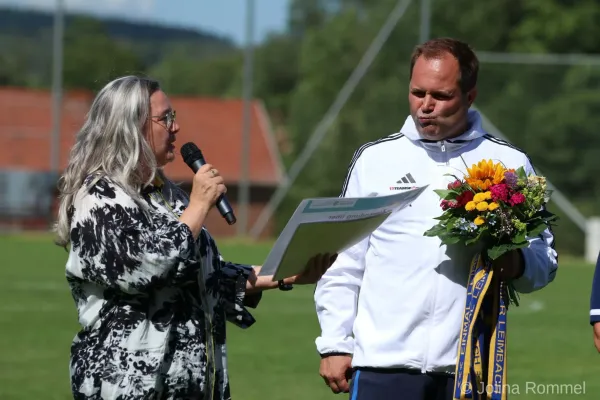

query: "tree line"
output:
2 1 600 256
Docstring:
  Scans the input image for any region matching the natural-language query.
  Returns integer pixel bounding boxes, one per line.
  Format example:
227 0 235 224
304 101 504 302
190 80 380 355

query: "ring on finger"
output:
210 169 217 177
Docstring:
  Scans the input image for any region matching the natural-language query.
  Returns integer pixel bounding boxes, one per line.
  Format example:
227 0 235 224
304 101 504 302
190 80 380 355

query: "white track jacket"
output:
314 109 558 373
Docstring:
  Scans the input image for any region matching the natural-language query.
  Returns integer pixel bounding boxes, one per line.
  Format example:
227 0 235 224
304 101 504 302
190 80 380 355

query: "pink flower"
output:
509 192 526 206
490 184 509 202
441 199 458 210
447 180 462 190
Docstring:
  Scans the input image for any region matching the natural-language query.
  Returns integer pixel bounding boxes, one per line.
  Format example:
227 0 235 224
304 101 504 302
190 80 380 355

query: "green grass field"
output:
0 233 598 399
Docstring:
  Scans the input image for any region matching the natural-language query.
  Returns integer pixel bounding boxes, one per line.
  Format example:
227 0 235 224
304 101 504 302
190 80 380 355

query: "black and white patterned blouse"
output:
65 174 261 399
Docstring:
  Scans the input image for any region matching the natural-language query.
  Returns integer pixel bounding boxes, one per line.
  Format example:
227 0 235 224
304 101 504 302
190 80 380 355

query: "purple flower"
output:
504 171 518 188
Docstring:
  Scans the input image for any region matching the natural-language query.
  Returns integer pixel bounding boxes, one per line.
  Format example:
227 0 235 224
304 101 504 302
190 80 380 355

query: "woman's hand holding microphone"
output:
179 163 226 239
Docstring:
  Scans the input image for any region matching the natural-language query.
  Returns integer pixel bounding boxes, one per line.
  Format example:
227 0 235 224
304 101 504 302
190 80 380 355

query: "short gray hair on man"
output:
54 75 161 247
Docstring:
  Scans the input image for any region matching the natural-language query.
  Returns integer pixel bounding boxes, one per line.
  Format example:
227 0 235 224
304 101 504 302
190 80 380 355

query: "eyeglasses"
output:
151 110 176 130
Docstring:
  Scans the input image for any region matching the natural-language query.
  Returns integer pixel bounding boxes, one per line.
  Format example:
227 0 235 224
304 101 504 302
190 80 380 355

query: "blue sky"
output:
0 0 291 45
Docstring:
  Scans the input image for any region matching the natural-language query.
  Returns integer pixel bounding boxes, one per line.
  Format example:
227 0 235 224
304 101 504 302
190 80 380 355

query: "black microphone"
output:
180 142 237 225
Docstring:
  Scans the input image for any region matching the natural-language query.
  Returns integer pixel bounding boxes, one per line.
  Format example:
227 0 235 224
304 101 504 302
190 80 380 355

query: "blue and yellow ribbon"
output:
454 252 508 400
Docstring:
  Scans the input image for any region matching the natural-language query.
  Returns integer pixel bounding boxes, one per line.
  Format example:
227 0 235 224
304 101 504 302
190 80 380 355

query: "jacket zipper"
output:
423 140 447 372
440 141 449 165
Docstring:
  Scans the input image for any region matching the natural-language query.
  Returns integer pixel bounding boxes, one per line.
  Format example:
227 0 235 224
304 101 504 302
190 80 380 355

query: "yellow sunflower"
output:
465 159 506 191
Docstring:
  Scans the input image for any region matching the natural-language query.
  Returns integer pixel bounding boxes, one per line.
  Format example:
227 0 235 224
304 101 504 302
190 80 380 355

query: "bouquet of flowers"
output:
423 159 558 400
424 158 557 265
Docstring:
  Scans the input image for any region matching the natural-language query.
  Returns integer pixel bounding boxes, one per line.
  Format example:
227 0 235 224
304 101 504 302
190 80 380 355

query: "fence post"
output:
585 217 600 264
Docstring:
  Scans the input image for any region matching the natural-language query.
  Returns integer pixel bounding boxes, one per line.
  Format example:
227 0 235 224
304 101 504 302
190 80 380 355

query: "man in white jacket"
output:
314 37 558 400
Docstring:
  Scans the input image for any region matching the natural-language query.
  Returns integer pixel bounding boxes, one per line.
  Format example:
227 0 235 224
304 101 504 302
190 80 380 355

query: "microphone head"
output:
180 142 204 166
